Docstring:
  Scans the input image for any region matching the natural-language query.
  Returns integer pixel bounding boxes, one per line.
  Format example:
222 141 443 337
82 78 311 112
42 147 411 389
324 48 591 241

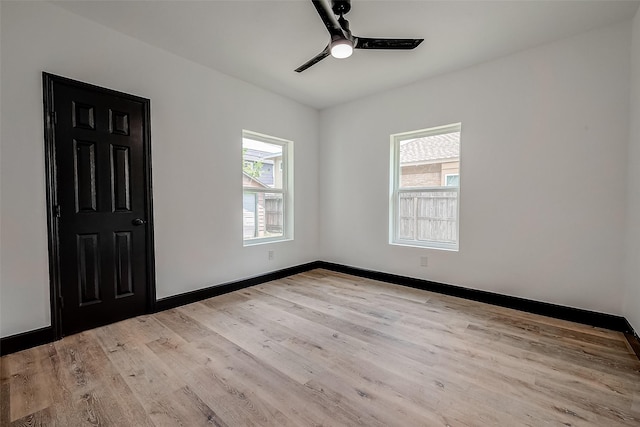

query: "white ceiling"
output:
53 0 639 110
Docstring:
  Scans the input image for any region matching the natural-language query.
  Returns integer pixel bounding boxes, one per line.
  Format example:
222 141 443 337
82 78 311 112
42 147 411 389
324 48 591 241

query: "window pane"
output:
243 138 283 189
398 190 458 243
399 131 460 188
243 191 284 241
392 123 461 250
242 130 292 245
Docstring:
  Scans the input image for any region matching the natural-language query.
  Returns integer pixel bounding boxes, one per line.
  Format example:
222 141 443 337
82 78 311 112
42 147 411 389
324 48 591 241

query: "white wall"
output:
0 1 320 337
624 9 640 333
1 1 637 339
320 22 631 315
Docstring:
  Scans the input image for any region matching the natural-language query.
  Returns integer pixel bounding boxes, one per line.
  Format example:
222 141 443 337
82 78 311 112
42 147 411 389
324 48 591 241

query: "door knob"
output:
132 218 146 226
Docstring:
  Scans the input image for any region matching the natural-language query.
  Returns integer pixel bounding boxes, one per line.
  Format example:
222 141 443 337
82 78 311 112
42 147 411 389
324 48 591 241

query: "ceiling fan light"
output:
330 38 353 59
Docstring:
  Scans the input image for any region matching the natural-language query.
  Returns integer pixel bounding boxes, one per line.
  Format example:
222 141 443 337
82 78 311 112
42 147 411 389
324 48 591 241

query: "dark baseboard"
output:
155 261 322 312
0 327 54 356
0 262 321 356
316 261 631 333
624 319 640 360
2 260 636 359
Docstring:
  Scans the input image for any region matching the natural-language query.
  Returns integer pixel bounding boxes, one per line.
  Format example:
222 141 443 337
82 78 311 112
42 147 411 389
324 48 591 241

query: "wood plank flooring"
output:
2 269 639 426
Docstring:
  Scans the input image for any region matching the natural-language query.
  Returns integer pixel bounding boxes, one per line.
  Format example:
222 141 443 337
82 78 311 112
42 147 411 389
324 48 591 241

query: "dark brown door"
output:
44 73 155 337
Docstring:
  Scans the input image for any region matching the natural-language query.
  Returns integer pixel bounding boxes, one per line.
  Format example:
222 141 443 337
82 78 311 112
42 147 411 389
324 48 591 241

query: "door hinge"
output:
54 204 61 218
58 295 64 309
52 111 57 125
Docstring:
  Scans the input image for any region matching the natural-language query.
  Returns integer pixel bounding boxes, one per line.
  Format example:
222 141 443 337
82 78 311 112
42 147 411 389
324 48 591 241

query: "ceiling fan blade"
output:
312 0 346 38
295 46 330 73
355 37 424 50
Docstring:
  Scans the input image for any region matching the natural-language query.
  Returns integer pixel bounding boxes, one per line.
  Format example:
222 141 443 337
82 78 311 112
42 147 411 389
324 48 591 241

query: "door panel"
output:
73 139 98 212
77 233 101 305
44 74 154 337
114 231 134 297
111 145 132 212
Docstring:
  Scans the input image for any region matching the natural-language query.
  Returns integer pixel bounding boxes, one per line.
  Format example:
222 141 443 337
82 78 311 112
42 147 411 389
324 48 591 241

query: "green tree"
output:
243 149 263 179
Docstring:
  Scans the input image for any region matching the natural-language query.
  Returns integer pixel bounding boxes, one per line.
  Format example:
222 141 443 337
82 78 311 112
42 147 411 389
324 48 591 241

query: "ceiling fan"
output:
295 0 424 73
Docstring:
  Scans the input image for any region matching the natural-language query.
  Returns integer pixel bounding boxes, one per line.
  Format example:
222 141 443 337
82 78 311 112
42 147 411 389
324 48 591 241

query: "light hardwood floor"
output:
1 269 639 426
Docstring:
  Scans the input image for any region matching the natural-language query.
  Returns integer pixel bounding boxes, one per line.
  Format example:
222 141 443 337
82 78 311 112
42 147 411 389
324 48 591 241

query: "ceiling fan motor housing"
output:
332 0 351 16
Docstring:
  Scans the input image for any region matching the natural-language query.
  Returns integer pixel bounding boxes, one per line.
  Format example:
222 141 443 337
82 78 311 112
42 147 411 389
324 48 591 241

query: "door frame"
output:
42 72 157 340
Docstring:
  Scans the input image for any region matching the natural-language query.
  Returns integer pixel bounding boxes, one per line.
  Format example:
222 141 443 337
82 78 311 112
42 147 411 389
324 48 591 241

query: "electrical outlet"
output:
420 256 428 267
268 250 274 261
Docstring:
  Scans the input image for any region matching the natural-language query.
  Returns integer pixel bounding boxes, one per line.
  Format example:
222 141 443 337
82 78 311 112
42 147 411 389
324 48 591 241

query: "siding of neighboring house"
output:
244 148 277 187
243 174 268 238
400 160 459 187
243 172 282 239
243 193 257 238
258 162 274 186
243 192 269 239
274 156 283 189
441 161 460 186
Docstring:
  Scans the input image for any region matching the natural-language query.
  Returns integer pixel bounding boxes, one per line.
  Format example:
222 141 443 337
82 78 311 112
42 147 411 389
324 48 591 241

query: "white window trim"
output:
389 123 461 251
243 130 294 246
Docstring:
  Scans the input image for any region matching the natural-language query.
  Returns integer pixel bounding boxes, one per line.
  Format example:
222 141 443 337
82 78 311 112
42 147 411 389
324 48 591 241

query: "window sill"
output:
243 237 293 247
389 241 459 252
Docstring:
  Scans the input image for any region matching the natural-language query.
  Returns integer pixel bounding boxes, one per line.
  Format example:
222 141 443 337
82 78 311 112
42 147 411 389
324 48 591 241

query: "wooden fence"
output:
265 195 283 233
398 190 458 243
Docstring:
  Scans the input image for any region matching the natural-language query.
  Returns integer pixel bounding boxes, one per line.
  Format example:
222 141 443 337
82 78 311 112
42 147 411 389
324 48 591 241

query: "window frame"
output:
389 123 461 251
242 130 293 246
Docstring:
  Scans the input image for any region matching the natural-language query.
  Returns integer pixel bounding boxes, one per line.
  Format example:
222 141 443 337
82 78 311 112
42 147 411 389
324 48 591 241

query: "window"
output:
242 130 293 244
445 174 459 187
390 123 461 250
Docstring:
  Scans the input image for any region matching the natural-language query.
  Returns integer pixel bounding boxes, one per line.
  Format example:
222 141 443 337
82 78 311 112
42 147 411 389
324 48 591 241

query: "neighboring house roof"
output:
244 148 275 164
242 172 269 188
400 131 460 164
261 152 282 160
